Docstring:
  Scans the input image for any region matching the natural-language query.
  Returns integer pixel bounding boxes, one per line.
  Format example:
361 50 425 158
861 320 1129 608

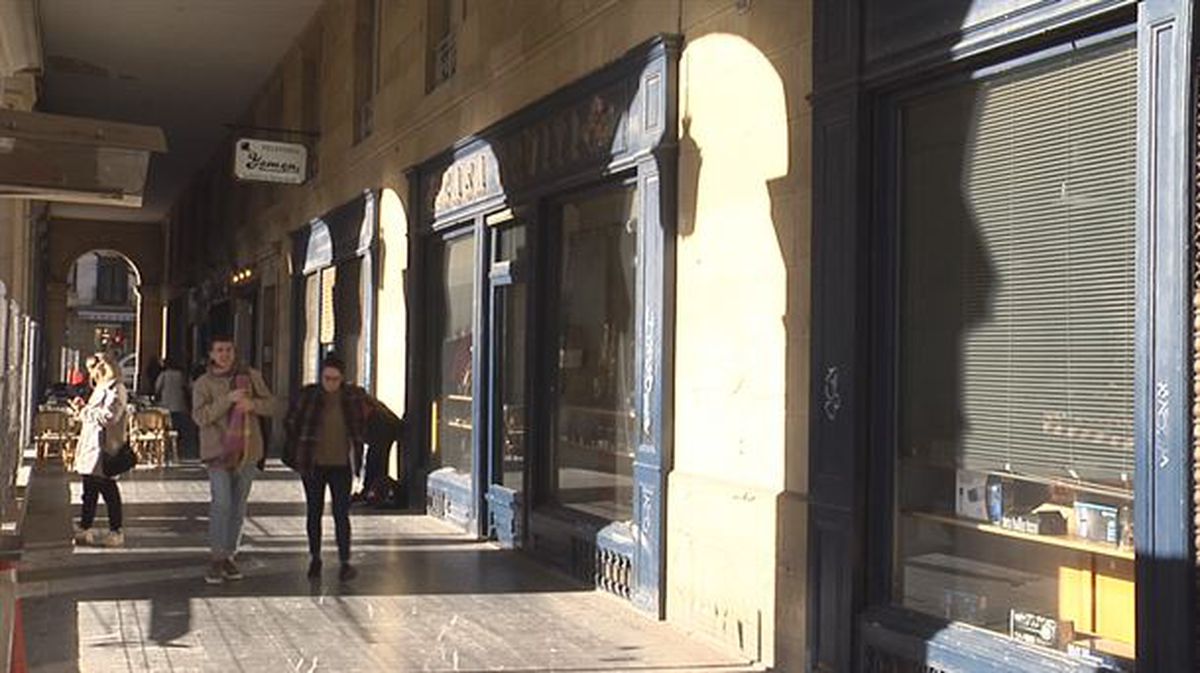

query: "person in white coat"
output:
71 352 129 547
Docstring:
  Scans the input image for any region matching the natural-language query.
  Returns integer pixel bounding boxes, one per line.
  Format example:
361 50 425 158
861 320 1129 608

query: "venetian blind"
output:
900 41 1137 485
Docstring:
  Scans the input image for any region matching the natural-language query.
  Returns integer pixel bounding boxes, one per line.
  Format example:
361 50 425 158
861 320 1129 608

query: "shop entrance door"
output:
484 220 529 547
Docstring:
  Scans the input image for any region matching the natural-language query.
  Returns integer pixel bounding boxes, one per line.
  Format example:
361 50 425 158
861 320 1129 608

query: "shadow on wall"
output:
675 31 802 667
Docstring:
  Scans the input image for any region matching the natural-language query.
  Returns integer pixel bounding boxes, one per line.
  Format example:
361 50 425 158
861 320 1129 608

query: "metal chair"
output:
128 409 170 468
34 409 76 470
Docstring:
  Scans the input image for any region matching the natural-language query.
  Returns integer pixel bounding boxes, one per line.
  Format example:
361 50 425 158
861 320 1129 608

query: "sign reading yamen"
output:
233 138 307 184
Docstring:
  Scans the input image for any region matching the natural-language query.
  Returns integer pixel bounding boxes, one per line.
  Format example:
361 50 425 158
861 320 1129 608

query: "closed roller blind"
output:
900 40 1136 486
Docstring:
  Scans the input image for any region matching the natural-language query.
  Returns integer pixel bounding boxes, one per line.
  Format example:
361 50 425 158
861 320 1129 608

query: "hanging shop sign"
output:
233 138 307 184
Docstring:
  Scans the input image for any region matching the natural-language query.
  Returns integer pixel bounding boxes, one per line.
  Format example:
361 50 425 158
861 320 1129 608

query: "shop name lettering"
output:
434 154 494 212
239 144 302 177
432 92 624 214
496 93 622 190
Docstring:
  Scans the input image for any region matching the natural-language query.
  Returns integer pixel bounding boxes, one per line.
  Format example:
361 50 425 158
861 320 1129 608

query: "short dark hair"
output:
320 354 345 373
209 334 234 350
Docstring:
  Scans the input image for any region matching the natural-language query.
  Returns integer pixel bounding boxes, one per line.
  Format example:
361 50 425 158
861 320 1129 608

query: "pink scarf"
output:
217 373 252 470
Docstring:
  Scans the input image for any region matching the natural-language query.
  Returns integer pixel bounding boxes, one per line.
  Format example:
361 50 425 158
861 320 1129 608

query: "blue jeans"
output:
208 462 257 559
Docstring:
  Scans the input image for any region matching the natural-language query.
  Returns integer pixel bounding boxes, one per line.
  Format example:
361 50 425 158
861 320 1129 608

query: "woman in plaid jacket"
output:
283 353 370 581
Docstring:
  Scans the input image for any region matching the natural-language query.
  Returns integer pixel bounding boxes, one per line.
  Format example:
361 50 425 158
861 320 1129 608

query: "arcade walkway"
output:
18 462 754 673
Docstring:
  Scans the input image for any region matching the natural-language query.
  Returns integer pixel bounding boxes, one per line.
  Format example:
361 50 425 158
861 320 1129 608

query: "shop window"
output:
549 185 638 522
895 40 1137 666
431 233 476 483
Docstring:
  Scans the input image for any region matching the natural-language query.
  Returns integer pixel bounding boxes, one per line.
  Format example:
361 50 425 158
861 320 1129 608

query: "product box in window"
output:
955 470 990 521
1009 609 1074 649
1074 501 1120 544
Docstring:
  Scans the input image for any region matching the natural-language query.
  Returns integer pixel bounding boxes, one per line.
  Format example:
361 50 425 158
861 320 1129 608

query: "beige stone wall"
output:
180 0 811 668
670 2 811 668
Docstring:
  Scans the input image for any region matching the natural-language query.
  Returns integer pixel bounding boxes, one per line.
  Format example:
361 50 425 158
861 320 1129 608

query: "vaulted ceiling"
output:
37 0 323 222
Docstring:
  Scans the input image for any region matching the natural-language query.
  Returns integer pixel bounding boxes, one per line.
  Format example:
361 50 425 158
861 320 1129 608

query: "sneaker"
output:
306 558 322 580
204 561 224 585
103 530 125 548
338 563 358 582
221 558 243 581
73 527 96 546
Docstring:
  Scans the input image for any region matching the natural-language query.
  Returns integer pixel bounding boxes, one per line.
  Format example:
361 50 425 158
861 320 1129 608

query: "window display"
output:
895 39 1137 668
431 233 476 482
549 185 638 522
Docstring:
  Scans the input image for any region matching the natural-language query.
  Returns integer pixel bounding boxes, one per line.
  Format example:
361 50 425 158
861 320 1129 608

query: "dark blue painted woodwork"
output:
410 36 681 617
485 484 522 548
427 467 474 530
1134 1 1196 670
597 521 636 600
862 0 1135 81
810 1 1195 671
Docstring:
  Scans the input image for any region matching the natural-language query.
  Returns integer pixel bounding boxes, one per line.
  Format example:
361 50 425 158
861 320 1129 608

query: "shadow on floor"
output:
18 462 593 673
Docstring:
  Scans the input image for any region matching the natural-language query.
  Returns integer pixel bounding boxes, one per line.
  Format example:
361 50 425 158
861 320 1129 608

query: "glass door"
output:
428 231 478 523
485 221 529 545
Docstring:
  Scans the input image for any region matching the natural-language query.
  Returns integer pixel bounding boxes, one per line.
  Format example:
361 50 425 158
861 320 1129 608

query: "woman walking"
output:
71 352 129 547
284 354 369 582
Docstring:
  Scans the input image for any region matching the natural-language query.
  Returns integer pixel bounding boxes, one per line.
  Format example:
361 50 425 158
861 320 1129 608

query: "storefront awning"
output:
0 109 167 208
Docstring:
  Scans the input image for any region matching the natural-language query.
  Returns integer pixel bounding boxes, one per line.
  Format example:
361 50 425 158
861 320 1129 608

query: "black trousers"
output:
81 474 123 531
302 466 352 562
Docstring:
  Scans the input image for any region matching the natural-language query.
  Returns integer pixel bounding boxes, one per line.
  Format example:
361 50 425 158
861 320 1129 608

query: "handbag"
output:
102 442 138 477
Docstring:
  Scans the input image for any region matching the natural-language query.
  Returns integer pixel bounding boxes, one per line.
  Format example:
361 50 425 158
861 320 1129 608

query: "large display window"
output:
548 184 639 523
894 39 1137 667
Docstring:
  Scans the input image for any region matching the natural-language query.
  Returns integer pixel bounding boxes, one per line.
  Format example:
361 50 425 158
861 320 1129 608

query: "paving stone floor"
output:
17 461 756 673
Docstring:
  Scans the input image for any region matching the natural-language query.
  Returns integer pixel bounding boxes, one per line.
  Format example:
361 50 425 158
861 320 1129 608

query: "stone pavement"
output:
18 461 758 673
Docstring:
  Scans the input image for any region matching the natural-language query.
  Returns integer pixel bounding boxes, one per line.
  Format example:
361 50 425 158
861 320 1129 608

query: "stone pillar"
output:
137 284 164 393
44 281 67 381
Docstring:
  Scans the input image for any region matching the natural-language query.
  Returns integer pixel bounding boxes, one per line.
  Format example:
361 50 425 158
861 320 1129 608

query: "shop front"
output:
409 35 679 614
809 1 1194 672
290 190 379 393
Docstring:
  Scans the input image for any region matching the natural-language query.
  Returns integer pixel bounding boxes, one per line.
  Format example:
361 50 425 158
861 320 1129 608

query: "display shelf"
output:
906 511 1134 561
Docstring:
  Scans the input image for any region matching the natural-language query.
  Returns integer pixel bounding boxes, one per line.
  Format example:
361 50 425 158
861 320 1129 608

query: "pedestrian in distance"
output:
155 359 197 459
71 352 129 547
192 335 279 585
283 353 372 582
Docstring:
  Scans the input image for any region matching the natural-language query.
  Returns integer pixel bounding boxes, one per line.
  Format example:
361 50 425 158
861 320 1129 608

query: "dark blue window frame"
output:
808 2 1196 670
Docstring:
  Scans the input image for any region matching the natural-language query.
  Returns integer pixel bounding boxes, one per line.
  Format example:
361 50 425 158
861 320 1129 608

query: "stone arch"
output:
45 219 166 388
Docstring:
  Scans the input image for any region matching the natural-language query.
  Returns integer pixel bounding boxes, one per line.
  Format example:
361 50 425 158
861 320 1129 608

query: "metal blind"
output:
900 41 1137 485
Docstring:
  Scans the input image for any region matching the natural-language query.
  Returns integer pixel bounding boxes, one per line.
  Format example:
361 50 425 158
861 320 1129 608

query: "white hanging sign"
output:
233 138 307 184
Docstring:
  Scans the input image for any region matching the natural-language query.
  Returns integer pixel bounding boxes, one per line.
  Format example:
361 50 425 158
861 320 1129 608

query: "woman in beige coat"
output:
71 352 129 547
